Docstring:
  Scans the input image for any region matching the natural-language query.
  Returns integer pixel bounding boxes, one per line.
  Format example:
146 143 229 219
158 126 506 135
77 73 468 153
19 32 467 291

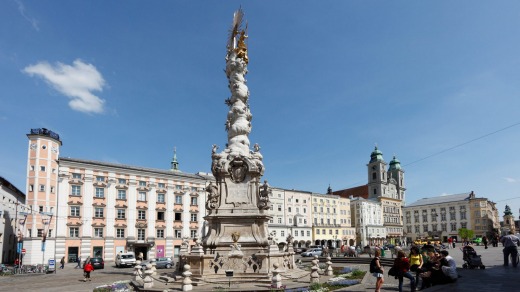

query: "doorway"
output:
67 247 79 263
135 245 148 260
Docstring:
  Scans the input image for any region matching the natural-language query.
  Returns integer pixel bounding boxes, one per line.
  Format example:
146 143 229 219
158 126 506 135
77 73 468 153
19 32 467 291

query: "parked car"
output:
115 252 136 268
382 244 395 250
301 248 322 257
88 257 104 269
140 257 174 269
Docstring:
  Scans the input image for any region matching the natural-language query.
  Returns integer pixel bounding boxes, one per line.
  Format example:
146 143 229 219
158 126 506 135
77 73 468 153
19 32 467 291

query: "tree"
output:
458 228 474 241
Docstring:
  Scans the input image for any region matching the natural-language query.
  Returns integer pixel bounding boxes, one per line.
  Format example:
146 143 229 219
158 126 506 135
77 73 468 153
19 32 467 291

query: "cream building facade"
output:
403 191 499 242
350 197 385 246
311 192 342 248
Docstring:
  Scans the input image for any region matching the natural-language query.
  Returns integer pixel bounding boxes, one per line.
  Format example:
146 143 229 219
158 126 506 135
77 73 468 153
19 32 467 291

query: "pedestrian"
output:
60 257 65 269
370 249 384 292
408 246 423 288
83 261 94 282
75 256 81 269
482 236 488 249
500 231 520 267
447 237 452 249
393 250 415 292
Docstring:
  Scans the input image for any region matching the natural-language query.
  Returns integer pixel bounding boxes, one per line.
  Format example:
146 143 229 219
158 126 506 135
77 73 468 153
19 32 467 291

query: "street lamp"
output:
41 212 54 268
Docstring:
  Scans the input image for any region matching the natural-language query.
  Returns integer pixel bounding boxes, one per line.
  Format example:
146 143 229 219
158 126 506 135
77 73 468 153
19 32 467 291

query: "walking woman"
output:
408 246 423 288
371 249 384 292
394 250 416 292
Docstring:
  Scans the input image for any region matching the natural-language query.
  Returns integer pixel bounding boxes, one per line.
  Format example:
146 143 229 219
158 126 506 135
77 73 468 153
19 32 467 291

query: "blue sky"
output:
2 1 520 218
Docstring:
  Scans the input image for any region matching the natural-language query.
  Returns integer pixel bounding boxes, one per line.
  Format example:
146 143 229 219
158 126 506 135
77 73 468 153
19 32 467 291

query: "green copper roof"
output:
389 156 401 171
504 205 513 216
369 146 384 163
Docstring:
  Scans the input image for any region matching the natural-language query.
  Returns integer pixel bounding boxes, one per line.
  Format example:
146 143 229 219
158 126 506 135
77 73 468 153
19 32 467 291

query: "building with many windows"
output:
403 191 499 242
350 197 385 246
23 128 211 265
283 188 313 249
0 177 27 264
311 192 342 248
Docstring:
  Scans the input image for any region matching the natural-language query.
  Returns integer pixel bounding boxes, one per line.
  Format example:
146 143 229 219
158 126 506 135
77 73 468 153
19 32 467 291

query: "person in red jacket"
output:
83 261 94 282
394 250 416 292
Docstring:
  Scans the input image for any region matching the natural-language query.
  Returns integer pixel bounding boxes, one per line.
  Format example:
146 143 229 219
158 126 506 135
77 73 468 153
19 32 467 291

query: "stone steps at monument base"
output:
191 274 272 286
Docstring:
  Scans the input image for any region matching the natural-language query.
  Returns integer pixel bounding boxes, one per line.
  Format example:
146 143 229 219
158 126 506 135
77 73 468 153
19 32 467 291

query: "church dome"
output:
389 156 401 171
370 146 384 163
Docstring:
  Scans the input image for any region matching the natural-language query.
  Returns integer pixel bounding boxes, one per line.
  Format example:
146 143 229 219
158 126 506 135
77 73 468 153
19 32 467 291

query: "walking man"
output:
60 257 65 269
75 255 81 269
501 231 520 267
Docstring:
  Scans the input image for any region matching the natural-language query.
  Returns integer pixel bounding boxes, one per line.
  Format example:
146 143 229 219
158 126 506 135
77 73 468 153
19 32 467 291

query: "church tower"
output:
503 205 516 234
388 156 406 201
367 146 387 199
25 128 62 264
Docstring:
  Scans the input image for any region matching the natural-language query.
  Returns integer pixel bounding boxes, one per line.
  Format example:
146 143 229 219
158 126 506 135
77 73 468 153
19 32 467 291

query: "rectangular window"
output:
157 229 164 238
278 205 282 211
139 181 146 186
191 230 197 238
71 185 80 196
118 190 127 200
94 228 103 238
118 178 126 184
138 192 147 201
70 206 80 217
117 209 125 219
441 223 447 232
176 185 182 190
175 230 182 238
40 166 46 171
175 213 182 221
69 227 79 238
50 186 55 193
116 229 125 238
190 197 197 205
451 223 457 231
191 213 197 222
157 193 165 203
158 183 165 188
94 208 104 218
95 188 104 198
175 196 182 204
157 211 165 221
137 229 146 240
96 176 105 182
278 217 282 224
37 229 44 237
72 173 81 179
281 231 285 237
39 206 44 212
138 210 146 220
29 184 34 192
307 231 311 236
295 230 299 236
39 185 45 192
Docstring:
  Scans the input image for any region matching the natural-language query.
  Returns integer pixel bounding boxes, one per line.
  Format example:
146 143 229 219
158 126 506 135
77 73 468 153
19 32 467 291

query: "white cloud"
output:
23 59 106 114
504 177 517 183
14 0 40 31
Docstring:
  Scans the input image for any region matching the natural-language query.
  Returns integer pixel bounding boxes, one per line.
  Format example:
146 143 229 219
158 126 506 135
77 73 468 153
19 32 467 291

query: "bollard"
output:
325 256 333 276
134 260 142 282
182 264 193 292
271 263 282 289
143 263 154 289
310 255 320 283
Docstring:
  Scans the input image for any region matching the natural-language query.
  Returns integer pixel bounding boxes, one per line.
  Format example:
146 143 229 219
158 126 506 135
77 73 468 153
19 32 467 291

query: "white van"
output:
115 252 136 268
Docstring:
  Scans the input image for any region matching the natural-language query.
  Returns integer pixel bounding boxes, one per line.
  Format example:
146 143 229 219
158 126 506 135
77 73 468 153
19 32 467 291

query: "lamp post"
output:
17 212 29 270
41 212 54 268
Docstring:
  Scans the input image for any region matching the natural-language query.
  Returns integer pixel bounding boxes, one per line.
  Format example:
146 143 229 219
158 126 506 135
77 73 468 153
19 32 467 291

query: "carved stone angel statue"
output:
205 182 219 210
258 180 271 210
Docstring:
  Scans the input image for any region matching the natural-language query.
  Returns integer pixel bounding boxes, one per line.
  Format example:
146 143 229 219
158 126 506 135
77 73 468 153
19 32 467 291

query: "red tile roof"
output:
332 185 368 199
